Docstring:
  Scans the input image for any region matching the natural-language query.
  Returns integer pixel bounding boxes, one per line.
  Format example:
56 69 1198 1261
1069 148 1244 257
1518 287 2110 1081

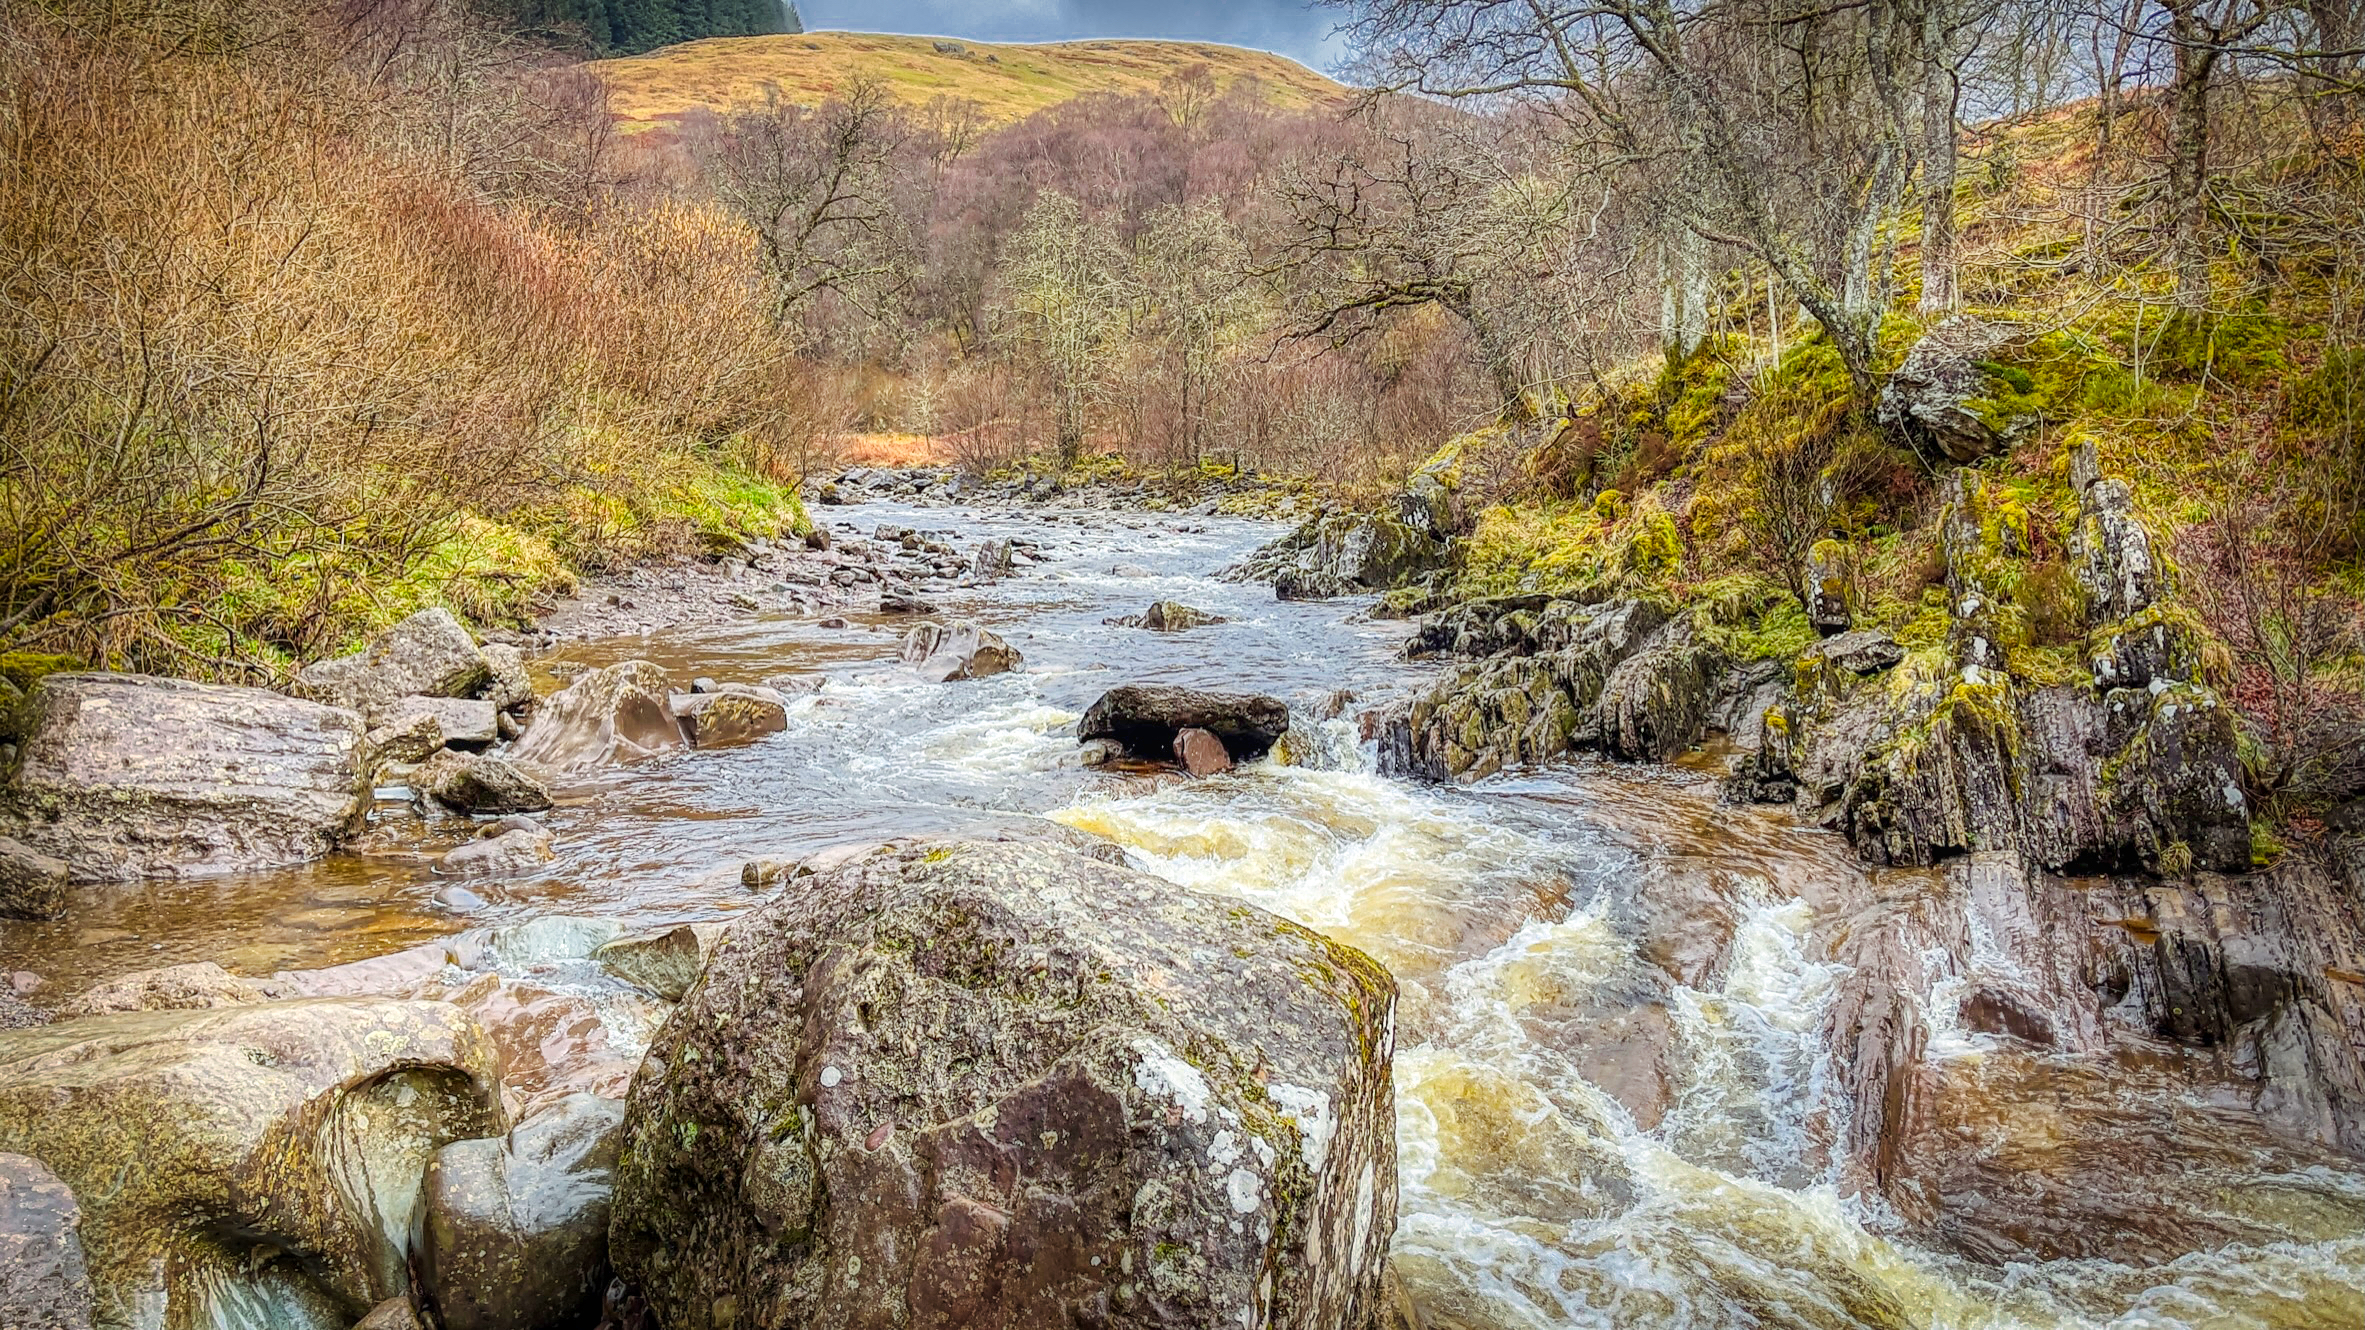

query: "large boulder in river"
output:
506 661 683 773
0 999 504 1328
609 840 1400 1330
420 1092 624 1330
1 673 370 882
293 607 490 718
0 1152 93 1330
1079 684 1291 764
898 620 1022 682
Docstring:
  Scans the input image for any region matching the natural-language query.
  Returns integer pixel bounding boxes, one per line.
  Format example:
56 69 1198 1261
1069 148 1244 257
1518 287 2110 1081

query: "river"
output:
10 499 2363 1329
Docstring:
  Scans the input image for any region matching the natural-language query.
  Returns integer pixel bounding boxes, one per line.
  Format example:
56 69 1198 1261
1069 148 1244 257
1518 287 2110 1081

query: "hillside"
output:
589 30 1350 129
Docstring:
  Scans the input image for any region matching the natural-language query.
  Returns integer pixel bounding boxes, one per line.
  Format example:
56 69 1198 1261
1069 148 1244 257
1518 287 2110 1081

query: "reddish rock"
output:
1173 725 1232 776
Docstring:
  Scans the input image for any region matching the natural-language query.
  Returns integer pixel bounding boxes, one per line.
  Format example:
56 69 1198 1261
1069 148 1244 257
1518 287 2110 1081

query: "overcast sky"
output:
794 2 1347 71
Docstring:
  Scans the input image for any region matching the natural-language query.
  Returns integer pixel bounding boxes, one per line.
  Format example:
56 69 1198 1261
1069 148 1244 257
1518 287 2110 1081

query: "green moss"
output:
2250 819 2285 869
0 653 80 693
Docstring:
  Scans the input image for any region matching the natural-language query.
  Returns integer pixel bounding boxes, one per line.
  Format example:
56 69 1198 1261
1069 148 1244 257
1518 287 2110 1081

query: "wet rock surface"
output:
610 839 1399 1330
0 999 503 1327
0 1151 92 1330
421 1092 624 1330
414 749 554 815
1079 683 1291 763
0 672 370 882
0 838 67 922
507 661 683 773
899 619 1023 682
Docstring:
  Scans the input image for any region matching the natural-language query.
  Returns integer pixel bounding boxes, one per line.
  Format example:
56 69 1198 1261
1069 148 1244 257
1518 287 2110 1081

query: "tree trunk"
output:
2166 2 2219 311
1660 222 1711 362
1451 291 1526 414
1918 59 1961 315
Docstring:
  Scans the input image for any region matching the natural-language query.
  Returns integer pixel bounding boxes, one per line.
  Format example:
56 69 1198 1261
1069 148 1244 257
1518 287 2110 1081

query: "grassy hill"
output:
590 30 1350 129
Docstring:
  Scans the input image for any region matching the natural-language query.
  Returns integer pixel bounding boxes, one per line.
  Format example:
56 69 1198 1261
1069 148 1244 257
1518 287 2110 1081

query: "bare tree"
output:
707 75 914 332
1133 202 1261 463
998 190 1128 467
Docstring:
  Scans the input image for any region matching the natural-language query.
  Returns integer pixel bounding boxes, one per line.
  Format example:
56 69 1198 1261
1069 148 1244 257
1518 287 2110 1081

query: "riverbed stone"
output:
671 687 791 748
56 961 298 1016
1173 725 1233 776
0 1152 92 1330
609 839 1400 1330
378 695 498 750
898 620 1022 682
971 538 1015 581
0 838 68 922
413 750 553 815
593 923 724 1002
1110 601 1227 631
420 1093 624 1330
293 608 490 718
1 673 370 882
0 999 504 1328
1079 683 1290 762
479 643 535 712
366 710 446 765
506 661 683 773
441 824 556 878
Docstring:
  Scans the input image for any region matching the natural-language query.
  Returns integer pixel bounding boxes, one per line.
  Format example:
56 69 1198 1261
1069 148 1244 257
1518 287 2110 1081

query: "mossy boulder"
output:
1875 316 2036 463
609 840 1399 1330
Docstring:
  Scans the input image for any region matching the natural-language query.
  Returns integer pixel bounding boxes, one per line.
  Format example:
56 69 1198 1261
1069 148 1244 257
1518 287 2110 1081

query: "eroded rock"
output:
441 823 556 878
610 840 1399 1330
413 750 553 815
0 1152 92 1330
1874 316 2032 463
898 620 1022 682
671 687 791 748
293 608 490 718
0 999 503 1328
0 839 67 922
506 662 682 773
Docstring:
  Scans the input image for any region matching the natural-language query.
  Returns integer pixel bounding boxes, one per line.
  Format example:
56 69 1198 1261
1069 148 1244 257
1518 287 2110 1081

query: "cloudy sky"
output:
793 2 1348 71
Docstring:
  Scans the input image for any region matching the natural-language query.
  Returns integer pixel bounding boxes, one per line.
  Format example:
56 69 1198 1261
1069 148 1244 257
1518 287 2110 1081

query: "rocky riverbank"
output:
1217 438 2365 1268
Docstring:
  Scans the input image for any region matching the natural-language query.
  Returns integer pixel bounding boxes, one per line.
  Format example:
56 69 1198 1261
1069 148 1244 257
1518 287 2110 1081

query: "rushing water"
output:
9 500 2363 1329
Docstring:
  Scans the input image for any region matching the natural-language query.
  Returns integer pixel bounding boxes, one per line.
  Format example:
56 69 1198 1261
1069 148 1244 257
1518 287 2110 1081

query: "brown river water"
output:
8 501 2362 1329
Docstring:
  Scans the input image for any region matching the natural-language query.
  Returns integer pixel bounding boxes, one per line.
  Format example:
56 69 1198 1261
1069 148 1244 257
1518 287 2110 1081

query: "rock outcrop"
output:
506 661 683 773
1874 316 2035 463
1107 601 1226 631
293 608 491 718
610 840 1399 1330
420 1093 624 1330
0 999 503 1328
899 620 1023 682
1 673 369 882
1228 508 1448 599
1079 684 1291 764
1731 468 2251 875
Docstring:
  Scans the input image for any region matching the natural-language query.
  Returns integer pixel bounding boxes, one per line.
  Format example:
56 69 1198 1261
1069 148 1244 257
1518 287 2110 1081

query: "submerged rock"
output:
420 1093 624 1330
56 961 297 1016
441 823 556 878
610 839 1399 1330
593 923 724 1002
1 673 369 882
1079 684 1290 764
0 999 503 1328
0 1152 93 1330
506 661 683 773
293 608 490 718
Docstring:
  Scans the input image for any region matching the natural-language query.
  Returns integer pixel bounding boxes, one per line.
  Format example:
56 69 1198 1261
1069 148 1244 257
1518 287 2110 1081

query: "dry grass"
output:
591 30 1347 130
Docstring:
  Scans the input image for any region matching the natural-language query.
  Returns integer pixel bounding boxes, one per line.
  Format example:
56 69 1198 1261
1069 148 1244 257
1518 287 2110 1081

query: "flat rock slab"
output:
2 673 369 882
